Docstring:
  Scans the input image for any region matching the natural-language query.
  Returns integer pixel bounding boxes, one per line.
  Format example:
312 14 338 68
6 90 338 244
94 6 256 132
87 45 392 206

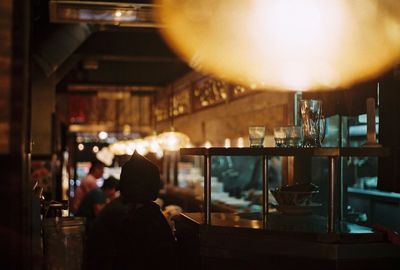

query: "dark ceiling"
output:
61 27 191 89
32 0 192 94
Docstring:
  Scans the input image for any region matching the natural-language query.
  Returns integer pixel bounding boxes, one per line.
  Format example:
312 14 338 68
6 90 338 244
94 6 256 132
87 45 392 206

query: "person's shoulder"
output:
137 201 162 214
135 202 169 224
97 197 130 221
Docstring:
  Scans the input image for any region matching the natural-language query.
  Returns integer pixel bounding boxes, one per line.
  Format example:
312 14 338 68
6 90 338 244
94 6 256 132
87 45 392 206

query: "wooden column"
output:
0 0 32 268
378 72 400 193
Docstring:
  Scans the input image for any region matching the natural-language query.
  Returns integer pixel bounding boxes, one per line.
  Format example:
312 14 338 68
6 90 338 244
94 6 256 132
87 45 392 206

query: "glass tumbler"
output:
248 126 266 148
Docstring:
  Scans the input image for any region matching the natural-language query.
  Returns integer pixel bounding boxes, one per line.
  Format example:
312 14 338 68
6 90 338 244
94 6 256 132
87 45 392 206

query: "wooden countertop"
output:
180 147 390 157
180 212 386 242
174 212 400 264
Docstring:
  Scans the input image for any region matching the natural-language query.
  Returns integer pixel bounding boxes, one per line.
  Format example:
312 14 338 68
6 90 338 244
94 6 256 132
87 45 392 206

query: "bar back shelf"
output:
180 147 390 233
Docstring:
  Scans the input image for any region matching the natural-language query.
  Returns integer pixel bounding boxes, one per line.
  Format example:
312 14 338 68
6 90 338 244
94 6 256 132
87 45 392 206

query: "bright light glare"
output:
237 137 244 148
135 139 149 156
155 149 164 159
145 134 162 153
204 140 212 148
126 141 136 155
155 0 400 91
78 143 84 151
115 10 122 17
98 131 108 140
250 0 344 90
109 141 128 155
224 138 231 148
158 130 190 151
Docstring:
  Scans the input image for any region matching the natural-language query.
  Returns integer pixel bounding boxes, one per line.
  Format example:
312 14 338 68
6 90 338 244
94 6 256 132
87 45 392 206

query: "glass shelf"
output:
181 147 390 157
180 147 390 234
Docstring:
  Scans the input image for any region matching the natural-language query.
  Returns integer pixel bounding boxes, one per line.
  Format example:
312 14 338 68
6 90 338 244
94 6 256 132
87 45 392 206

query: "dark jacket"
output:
84 198 176 270
84 152 176 270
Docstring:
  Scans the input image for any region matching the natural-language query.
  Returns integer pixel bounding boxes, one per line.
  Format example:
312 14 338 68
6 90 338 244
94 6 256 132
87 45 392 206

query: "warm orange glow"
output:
158 129 190 151
155 0 400 91
204 140 212 148
144 133 163 153
134 139 149 156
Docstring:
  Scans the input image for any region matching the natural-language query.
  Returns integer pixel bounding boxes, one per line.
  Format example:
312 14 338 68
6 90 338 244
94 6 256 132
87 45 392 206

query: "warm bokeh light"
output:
122 124 131 136
145 133 163 153
96 147 114 166
155 148 164 159
224 138 231 148
204 140 212 148
134 139 149 156
115 10 122 17
98 131 108 140
78 143 84 151
158 129 190 151
155 0 400 91
237 137 245 148
126 140 136 155
109 140 134 156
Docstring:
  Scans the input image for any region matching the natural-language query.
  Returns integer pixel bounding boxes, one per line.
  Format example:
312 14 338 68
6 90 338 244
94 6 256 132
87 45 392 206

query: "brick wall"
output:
157 89 294 146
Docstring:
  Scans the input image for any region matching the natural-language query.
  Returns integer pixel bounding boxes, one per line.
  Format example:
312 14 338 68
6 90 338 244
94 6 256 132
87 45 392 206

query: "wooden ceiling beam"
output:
69 124 152 134
79 54 182 63
67 83 163 93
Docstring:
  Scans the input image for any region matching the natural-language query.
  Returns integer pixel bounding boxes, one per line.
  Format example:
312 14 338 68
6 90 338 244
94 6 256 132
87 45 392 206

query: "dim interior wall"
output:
60 94 153 133
31 75 55 155
0 0 11 154
157 91 293 146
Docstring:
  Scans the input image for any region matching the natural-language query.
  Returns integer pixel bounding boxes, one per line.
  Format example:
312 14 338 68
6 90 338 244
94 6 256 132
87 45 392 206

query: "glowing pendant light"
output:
154 0 400 91
109 140 130 156
158 127 190 151
133 138 149 156
145 132 163 153
145 96 165 155
157 85 191 151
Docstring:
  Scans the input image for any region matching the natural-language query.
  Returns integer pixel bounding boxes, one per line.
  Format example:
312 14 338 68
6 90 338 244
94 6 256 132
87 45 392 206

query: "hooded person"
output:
119 151 160 203
83 152 176 270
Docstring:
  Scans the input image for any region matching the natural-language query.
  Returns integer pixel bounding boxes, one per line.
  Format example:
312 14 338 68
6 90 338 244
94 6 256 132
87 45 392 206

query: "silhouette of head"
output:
89 161 105 179
119 151 161 203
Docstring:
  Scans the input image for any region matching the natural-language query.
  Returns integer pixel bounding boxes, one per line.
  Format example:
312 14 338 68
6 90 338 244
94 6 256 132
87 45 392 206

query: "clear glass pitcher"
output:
300 99 326 147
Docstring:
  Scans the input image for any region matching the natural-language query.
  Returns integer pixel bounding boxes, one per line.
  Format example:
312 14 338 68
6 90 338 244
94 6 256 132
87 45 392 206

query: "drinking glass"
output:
273 127 286 147
274 126 302 147
300 99 326 147
248 126 265 148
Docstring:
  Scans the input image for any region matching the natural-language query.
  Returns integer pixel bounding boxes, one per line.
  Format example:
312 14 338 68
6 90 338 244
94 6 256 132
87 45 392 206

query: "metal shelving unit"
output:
180 147 390 233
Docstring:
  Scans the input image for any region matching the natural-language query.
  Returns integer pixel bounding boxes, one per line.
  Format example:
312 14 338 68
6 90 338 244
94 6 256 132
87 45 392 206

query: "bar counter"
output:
173 212 400 270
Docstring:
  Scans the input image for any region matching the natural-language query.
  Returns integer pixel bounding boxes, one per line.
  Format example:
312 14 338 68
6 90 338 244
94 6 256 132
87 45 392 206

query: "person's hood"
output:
119 151 161 203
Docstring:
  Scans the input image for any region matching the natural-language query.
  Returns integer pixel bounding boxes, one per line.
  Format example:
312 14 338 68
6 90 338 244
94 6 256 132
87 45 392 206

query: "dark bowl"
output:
270 189 319 206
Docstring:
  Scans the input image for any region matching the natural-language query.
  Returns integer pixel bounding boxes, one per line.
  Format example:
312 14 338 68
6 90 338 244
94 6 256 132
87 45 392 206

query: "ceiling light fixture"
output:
144 96 164 155
158 86 191 151
145 132 163 153
49 1 157 27
158 127 190 151
155 0 400 91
